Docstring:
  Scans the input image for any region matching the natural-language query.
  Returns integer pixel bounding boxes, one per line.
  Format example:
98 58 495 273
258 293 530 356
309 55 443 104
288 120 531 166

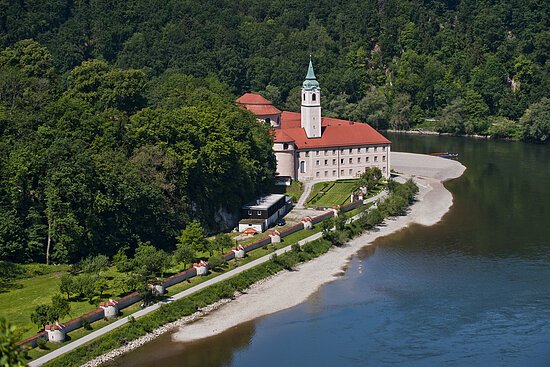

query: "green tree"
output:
59 274 74 300
207 255 224 272
50 294 70 321
214 233 232 255
81 255 109 277
113 247 132 273
521 98 550 143
174 244 195 270
389 93 412 130
30 305 55 331
351 88 389 129
132 242 169 280
177 221 208 254
359 167 382 193
0 318 27 367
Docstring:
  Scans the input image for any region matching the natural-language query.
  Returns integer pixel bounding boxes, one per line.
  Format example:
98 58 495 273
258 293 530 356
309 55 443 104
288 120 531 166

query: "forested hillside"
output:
0 46 275 263
2 0 549 138
1 0 549 264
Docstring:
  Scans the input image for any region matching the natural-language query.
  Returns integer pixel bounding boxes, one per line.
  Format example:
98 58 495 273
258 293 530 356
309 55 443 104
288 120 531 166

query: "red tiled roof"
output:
273 129 295 143
275 112 390 149
244 104 282 115
236 93 282 116
236 93 273 105
242 227 257 235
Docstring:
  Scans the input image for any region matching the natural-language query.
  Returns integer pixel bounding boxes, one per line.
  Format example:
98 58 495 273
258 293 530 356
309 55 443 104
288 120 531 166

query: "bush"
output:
41 181 422 367
207 255 225 272
36 337 47 350
81 317 92 331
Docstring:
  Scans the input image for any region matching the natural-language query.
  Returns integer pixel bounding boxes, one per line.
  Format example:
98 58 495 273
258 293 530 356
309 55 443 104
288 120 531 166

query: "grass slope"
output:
307 180 359 207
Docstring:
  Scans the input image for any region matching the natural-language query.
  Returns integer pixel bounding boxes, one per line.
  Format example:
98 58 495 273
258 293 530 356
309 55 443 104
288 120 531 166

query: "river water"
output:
108 135 550 367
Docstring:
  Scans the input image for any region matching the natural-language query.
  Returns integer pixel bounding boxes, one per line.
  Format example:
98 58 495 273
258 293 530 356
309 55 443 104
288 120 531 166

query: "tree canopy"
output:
1 0 549 265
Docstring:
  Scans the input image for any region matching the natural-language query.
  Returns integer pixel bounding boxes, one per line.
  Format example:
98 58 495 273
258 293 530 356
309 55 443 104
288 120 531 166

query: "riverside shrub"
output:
42 238 332 367
41 182 419 367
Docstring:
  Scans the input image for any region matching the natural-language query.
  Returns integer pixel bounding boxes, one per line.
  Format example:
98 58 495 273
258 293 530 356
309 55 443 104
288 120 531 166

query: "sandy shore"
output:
171 152 465 343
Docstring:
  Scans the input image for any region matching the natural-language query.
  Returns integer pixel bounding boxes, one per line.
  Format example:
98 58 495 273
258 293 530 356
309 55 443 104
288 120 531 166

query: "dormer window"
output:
283 143 289 150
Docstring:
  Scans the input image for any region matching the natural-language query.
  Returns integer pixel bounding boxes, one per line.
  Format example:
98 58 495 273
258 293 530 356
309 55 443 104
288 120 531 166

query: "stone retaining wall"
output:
18 201 367 350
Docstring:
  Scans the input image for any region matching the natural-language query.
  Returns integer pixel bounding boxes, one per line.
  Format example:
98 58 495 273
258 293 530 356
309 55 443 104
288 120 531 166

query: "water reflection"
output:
108 320 256 367
110 135 550 367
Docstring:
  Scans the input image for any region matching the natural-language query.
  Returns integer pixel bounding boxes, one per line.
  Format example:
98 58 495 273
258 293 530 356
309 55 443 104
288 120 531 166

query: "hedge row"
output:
42 238 333 367
41 180 417 367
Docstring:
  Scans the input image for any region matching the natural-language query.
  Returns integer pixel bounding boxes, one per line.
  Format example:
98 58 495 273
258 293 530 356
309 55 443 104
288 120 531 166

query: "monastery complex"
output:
237 59 391 182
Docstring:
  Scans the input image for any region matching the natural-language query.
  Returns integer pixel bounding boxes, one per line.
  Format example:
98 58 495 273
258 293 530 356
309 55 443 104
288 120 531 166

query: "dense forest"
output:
1 0 549 264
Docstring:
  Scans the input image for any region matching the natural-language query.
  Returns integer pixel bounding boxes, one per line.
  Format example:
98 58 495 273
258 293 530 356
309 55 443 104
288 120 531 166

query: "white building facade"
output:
238 60 391 182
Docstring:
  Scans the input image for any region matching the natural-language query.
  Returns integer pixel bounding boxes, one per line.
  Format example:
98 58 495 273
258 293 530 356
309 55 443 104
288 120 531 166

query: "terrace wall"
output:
18 201 369 350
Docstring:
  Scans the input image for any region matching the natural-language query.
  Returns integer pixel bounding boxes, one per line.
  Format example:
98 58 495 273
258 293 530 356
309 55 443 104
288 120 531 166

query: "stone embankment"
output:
81 275 278 367
385 129 490 139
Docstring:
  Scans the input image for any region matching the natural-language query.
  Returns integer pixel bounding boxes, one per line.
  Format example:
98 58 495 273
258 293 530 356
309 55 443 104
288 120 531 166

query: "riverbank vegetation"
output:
38 179 418 367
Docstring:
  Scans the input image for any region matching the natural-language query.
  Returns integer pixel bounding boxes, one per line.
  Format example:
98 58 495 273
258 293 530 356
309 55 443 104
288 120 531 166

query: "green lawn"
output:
0 266 135 341
306 179 360 207
5 196 329 347
15 209 331 360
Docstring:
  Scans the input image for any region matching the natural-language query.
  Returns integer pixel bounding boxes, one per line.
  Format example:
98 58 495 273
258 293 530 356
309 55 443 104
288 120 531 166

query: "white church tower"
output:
301 58 322 138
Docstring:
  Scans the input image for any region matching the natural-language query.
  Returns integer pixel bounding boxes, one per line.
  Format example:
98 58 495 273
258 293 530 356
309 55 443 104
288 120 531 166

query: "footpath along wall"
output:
18 198 368 350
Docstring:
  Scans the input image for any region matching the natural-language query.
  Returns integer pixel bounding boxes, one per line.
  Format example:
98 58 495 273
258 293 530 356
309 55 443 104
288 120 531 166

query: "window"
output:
283 143 288 150
305 151 310 157
374 156 378 162
357 148 361 153
332 159 336 165
324 150 327 156
316 160 320 166
300 161 306 173
316 171 320 177
248 210 252 215
265 117 271 124
374 147 378 152
358 157 362 163
382 155 386 162
332 170 336 176
366 147 370 153
324 159 328 165
383 146 386 151
349 148 352 154
303 94 305 101
349 158 353 164
316 151 320 156
349 169 353 175
312 93 316 101
366 157 370 162
324 171 328 177
332 149 336 155
383 167 386 173
257 211 262 216
340 158 344 164
340 169 344 176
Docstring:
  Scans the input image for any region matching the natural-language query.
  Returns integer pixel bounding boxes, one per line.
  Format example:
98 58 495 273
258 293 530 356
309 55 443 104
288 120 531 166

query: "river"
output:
107 134 550 367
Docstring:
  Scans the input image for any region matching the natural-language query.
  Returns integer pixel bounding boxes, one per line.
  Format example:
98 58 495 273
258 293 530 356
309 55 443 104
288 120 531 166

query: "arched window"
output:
312 93 316 101
300 161 306 173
